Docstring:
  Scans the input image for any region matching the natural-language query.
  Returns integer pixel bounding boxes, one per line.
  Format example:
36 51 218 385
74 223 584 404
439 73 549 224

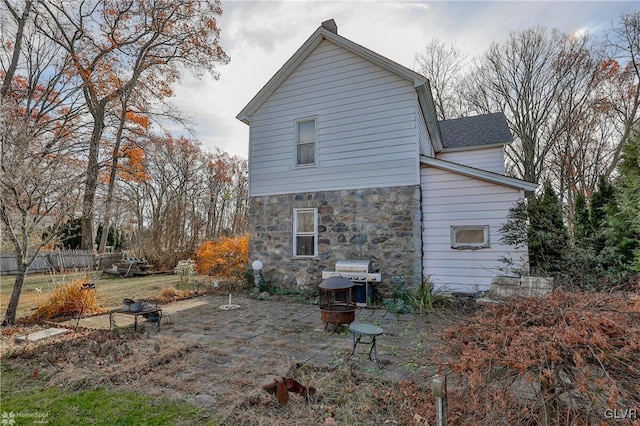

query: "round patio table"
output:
347 322 383 368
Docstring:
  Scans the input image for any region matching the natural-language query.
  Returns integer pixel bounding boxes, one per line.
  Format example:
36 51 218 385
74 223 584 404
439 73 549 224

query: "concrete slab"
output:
16 327 69 342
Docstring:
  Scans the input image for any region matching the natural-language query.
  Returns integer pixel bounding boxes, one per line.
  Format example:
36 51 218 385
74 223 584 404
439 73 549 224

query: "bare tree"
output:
229 157 249 236
600 11 640 176
1 6 84 323
414 37 468 120
96 90 150 253
124 133 205 263
203 149 233 239
464 27 605 189
1 0 32 99
112 136 248 268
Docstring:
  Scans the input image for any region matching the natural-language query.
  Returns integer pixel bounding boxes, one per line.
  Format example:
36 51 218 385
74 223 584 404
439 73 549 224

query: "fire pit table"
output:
109 305 162 332
319 276 356 329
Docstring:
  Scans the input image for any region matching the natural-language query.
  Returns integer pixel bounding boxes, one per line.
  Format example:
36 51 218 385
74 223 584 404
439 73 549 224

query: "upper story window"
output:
296 118 316 167
294 208 317 258
451 225 490 250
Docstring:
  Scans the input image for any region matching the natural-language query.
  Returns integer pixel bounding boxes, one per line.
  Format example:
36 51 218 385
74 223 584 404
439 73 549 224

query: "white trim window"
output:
293 208 318 258
451 225 490 249
295 118 317 167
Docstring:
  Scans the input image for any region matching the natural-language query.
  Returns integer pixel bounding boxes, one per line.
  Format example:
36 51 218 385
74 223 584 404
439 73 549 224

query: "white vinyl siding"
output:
249 40 420 196
420 166 528 293
437 147 505 175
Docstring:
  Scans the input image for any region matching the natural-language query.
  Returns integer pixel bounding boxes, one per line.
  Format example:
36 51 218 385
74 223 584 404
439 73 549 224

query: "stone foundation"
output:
249 186 422 296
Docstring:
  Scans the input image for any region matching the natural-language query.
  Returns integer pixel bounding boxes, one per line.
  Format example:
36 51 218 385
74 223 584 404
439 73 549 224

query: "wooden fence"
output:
0 250 122 275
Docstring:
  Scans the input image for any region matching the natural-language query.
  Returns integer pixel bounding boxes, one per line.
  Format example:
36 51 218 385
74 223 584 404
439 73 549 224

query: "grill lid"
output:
335 259 373 273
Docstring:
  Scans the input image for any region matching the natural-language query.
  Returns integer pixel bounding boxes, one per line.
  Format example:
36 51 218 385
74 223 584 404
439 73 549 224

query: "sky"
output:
168 0 639 160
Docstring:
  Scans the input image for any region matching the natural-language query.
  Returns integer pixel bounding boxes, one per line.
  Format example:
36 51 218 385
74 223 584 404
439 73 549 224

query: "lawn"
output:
0 272 186 322
0 364 217 425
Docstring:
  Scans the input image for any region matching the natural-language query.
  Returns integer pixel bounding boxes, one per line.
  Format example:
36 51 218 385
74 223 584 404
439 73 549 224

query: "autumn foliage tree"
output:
35 0 229 249
195 235 249 280
97 102 152 253
117 133 248 267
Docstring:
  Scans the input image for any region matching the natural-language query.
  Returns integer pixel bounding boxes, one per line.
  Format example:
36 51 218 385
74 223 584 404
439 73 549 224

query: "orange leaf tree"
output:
195 235 249 279
36 0 229 249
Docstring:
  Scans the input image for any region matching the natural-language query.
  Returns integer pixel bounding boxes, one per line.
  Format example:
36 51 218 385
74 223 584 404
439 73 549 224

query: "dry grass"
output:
224 363 432 426
154 286 202 304
29 275 105 322
1 323 435 425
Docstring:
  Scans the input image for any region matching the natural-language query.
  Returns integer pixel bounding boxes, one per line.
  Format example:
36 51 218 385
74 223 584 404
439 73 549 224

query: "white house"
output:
236 20 537 295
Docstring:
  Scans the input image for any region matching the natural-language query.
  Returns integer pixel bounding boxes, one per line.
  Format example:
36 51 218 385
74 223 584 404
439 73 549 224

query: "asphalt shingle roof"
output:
438 112 513 150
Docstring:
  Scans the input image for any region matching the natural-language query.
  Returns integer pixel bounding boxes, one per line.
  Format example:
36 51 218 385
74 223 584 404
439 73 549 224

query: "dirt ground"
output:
1 294 460 424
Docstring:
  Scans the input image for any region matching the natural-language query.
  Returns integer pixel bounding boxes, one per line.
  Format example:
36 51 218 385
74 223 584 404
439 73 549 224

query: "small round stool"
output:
347 322 383 368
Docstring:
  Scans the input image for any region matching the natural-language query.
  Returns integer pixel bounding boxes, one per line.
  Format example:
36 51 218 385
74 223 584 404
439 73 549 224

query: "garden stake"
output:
75 282 96 328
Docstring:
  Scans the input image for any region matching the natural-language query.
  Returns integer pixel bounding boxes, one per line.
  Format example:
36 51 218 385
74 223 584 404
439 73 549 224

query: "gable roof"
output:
235 21 444 151
420 155 538 192
438 112 513 151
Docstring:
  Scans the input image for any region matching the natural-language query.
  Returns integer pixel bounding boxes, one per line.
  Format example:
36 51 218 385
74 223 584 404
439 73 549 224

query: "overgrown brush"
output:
155 286 197 304
195 235 249 280
434 289 640 425
225 363 429 425
30 276 105 321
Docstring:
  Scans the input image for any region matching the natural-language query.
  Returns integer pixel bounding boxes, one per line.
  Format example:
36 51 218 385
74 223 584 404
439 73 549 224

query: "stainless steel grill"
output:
322 259 381 306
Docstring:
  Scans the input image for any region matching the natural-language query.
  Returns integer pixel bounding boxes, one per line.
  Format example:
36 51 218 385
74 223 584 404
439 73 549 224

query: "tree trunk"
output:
80 113 106 250
0 1 32 99
2 258 27 326
98 96 129 253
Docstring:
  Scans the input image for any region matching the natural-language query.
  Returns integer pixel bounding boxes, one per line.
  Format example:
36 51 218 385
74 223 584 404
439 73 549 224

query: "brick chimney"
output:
321 19 337 34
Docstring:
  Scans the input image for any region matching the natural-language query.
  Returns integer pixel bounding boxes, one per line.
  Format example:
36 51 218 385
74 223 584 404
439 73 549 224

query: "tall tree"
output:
527 181 570 274
35 0 229 249
464 27 601 185
600 11 640 176
610 131 640 271
125 133 205 264
0 0 32 99
97 91 150 253
1 7 84 324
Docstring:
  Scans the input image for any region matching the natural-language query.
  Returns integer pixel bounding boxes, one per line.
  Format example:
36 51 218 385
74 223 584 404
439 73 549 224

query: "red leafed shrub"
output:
434 289 640 425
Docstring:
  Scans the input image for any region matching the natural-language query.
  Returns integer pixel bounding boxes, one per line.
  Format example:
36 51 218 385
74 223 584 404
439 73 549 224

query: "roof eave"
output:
439 142 509 153
416 83 444 152
420 155 538 192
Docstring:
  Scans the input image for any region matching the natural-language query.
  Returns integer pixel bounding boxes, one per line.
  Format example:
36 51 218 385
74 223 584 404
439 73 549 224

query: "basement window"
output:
451 225 490 249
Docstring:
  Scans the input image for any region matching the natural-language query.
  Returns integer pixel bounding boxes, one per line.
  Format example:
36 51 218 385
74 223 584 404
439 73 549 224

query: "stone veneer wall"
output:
249 185 422 297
